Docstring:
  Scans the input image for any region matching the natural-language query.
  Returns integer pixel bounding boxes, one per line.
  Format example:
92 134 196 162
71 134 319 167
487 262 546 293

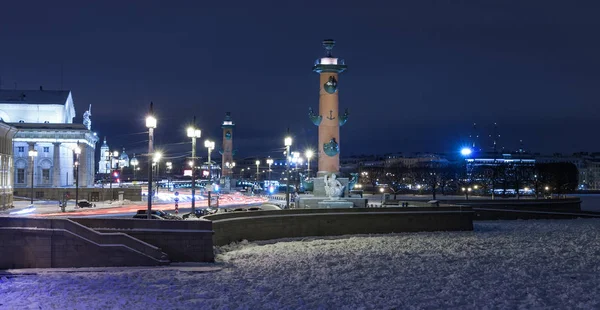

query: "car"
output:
135 209 182 220
77 200 95 208
182 208 214 219
133 214 165 220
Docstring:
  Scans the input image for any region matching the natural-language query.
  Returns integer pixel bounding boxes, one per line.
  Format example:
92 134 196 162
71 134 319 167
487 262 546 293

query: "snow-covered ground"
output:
1 219 600 309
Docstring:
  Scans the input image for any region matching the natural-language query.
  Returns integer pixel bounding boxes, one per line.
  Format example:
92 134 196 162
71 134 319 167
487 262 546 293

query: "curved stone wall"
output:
205 207 474 246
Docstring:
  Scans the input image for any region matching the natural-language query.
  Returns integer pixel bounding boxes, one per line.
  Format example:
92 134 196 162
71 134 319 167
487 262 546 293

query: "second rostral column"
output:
311 39 348 177
309 39 350 199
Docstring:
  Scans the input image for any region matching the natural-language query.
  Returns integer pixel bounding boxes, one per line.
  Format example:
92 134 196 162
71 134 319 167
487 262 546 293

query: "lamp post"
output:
187 123 201 215
462 187 471 200
130 155 139 181
296 157 304 191
28 149 38 204
284 136 292 209
74 144 81 207
305 150 313 178
146 103 157 219
153 152 162 195
225 162 235 177
205 140 214 207
266 158 273 183
106 150 119 190
255 160 260 182
166 161 172 190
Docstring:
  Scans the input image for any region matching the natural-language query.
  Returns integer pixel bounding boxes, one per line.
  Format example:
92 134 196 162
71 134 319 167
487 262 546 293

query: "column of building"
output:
88 144 95 187
79 143 88 187
52 142 61 187
27 142 36 188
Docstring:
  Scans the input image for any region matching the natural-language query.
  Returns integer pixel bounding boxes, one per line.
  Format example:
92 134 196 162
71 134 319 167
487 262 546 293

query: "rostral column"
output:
310 39 348 177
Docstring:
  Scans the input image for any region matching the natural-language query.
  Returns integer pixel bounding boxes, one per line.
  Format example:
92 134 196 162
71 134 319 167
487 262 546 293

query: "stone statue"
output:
324 173 344 200
83 104 92 130
348 173 359 191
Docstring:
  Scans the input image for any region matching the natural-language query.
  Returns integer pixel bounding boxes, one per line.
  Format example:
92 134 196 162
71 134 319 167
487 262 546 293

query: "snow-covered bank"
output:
1 219 600 309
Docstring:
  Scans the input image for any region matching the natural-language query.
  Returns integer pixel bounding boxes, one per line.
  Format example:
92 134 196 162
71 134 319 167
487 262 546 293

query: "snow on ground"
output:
1 219 600 309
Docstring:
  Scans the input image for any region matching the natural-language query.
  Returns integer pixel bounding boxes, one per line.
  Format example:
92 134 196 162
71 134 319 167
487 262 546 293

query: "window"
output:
17 169 25 184
43 147 49 153
17 147 24 152
42 169 50 183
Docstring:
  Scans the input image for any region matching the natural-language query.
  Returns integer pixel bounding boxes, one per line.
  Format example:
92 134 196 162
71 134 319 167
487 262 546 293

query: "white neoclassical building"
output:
0 89 98 191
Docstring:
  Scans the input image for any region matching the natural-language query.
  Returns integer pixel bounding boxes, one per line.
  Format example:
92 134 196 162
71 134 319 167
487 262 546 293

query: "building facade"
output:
0 90 98 190
0 122 18 208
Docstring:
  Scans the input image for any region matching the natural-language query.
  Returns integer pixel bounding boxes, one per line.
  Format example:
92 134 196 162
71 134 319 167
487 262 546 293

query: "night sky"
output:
1 0 599 160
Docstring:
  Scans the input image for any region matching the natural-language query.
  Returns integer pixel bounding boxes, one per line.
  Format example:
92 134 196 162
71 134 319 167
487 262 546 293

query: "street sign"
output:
174 191 179 196
174 197 179 202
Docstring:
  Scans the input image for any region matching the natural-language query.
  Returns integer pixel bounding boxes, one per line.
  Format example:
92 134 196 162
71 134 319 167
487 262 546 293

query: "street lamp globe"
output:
284 136 292 147
187 127 201 138
305 149 313 160
146 115 157 129
153 152 162 163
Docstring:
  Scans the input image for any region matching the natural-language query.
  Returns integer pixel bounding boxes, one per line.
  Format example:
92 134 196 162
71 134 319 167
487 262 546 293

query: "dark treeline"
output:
357 162 578 200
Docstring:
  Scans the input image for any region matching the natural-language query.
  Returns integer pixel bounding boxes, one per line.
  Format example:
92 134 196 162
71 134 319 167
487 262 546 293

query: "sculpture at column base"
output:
324 173 344 200
316 173 354 208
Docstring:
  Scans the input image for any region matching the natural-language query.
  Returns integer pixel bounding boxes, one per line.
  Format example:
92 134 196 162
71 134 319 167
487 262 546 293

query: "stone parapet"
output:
206 207 474 246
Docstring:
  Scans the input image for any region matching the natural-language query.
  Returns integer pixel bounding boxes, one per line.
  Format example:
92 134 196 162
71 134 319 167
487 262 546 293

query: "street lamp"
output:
462 187 472 200
205 140 215 207
266 158 273 184
105 150 119 190
28 149 38 204
305 149 313 178
130 155 139 181
146 102 157 219
296 157 304 191
153 151 162 177
225 162 235 177
153 152 162 194
284 136 292 209
255 160 260 182
187 122 201 215
74 144 81 207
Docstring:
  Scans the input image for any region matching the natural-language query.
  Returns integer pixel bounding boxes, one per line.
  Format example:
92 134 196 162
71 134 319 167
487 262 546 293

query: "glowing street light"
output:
266 158 273 182
284 136 292 209
28 148 38 205
205 140 215 207
225 161 236 178
305 149 314 178
146 102 157 219
255 160 260 182
187 118 201 215
130 155 139 181
74 143 81 207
